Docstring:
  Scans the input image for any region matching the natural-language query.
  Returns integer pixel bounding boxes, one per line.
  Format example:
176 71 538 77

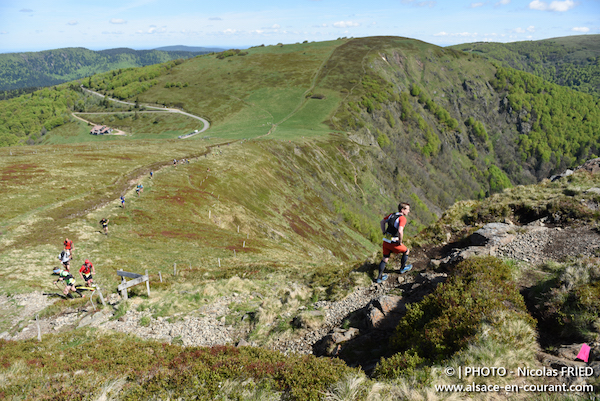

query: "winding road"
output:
77 86 210 137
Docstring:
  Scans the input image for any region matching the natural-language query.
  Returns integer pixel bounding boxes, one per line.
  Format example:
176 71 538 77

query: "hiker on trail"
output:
99 218 109 235
136 183 143 196
120 196 125 208
54 267 77 297
173 159 177 167
79 259 95 287
376 202 413 284
150 171 153 179
64 238 73 258
56 249 71 274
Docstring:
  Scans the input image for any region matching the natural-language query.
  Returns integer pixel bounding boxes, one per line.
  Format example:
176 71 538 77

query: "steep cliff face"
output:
307 38 547 222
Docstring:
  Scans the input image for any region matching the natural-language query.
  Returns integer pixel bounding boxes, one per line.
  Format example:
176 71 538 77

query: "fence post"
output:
145 270 150 297
98 290 106 306
159 271 163 282
173 263 177 276
120 276 128 300
36 315 41 342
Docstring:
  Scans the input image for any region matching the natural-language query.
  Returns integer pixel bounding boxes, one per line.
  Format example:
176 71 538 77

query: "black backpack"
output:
385 212 401 236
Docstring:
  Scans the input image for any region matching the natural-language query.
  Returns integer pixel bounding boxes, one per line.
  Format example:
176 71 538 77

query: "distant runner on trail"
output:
79 259 96 287
56 249 71 274
120 196 125 208
63 238 74 258
99 218 109 235
376 202 413 284
136 183 143 196
150 171 153 179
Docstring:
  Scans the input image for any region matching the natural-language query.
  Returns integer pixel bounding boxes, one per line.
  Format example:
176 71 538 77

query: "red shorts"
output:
382 240 407 257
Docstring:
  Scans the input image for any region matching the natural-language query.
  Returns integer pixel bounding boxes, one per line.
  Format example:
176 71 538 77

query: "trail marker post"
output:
117 269 150 300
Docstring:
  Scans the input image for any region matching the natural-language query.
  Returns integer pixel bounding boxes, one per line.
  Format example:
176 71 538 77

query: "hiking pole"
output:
54 281 68 299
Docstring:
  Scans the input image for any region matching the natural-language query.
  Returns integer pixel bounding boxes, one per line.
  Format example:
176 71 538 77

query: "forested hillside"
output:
0 47 214 93
450 35 600 97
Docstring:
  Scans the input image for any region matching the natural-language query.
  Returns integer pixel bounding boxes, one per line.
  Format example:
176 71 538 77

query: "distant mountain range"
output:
0 46 225 95
153 45 226 53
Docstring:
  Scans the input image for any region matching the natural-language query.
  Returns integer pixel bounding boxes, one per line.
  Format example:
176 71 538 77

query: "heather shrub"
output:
376 257 533 379
0 331 355 400
530 258 600 341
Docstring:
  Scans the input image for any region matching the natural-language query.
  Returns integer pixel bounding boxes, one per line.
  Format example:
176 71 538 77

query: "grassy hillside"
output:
0 47 215 94
3 133 600 399
449 34 600 97
1 37 600 398
2 36 599 230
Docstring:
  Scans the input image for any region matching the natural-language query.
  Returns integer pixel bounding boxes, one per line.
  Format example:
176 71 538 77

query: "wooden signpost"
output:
117 269 150 300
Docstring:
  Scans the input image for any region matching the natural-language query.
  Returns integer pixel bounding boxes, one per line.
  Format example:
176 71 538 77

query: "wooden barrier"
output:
117 269 150 300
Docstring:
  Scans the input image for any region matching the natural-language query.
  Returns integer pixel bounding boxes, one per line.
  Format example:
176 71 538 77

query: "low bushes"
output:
375 257 535 378
0 330 356 400
530 258 600 342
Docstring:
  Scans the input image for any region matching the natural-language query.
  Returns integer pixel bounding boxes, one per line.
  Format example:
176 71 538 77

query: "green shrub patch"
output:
0 331 355 400
376 257 534 378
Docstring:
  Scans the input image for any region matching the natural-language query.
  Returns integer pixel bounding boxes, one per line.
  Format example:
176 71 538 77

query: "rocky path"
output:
3 220 599 362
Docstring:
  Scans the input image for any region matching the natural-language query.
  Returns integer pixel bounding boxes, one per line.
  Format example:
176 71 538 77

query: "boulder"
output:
374 295 405 314
366 295 406 329
331 327 359 344
470 223 516 247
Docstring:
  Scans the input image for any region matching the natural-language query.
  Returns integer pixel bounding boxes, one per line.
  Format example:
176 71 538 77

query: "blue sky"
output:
0 0 598 53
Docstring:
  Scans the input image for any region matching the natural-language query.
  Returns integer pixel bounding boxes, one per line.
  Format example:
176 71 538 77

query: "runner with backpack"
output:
54 266 78 297
64 238 74 258
55 249 71 274
376 202 413 283
79 259 96 287
99 218 109 235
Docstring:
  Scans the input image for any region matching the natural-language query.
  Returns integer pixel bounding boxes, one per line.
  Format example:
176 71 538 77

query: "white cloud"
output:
223 29 238 34
529 0 576 12
313 23 328 28
110 18 127 24
0 31 7 34
333 21 360 28
102 31 125 35
511 26 535 33
434 31 477 37
496 0 510 4
67 20 78 26
272 24 280 29
471 2 485 8
572 26 590 32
